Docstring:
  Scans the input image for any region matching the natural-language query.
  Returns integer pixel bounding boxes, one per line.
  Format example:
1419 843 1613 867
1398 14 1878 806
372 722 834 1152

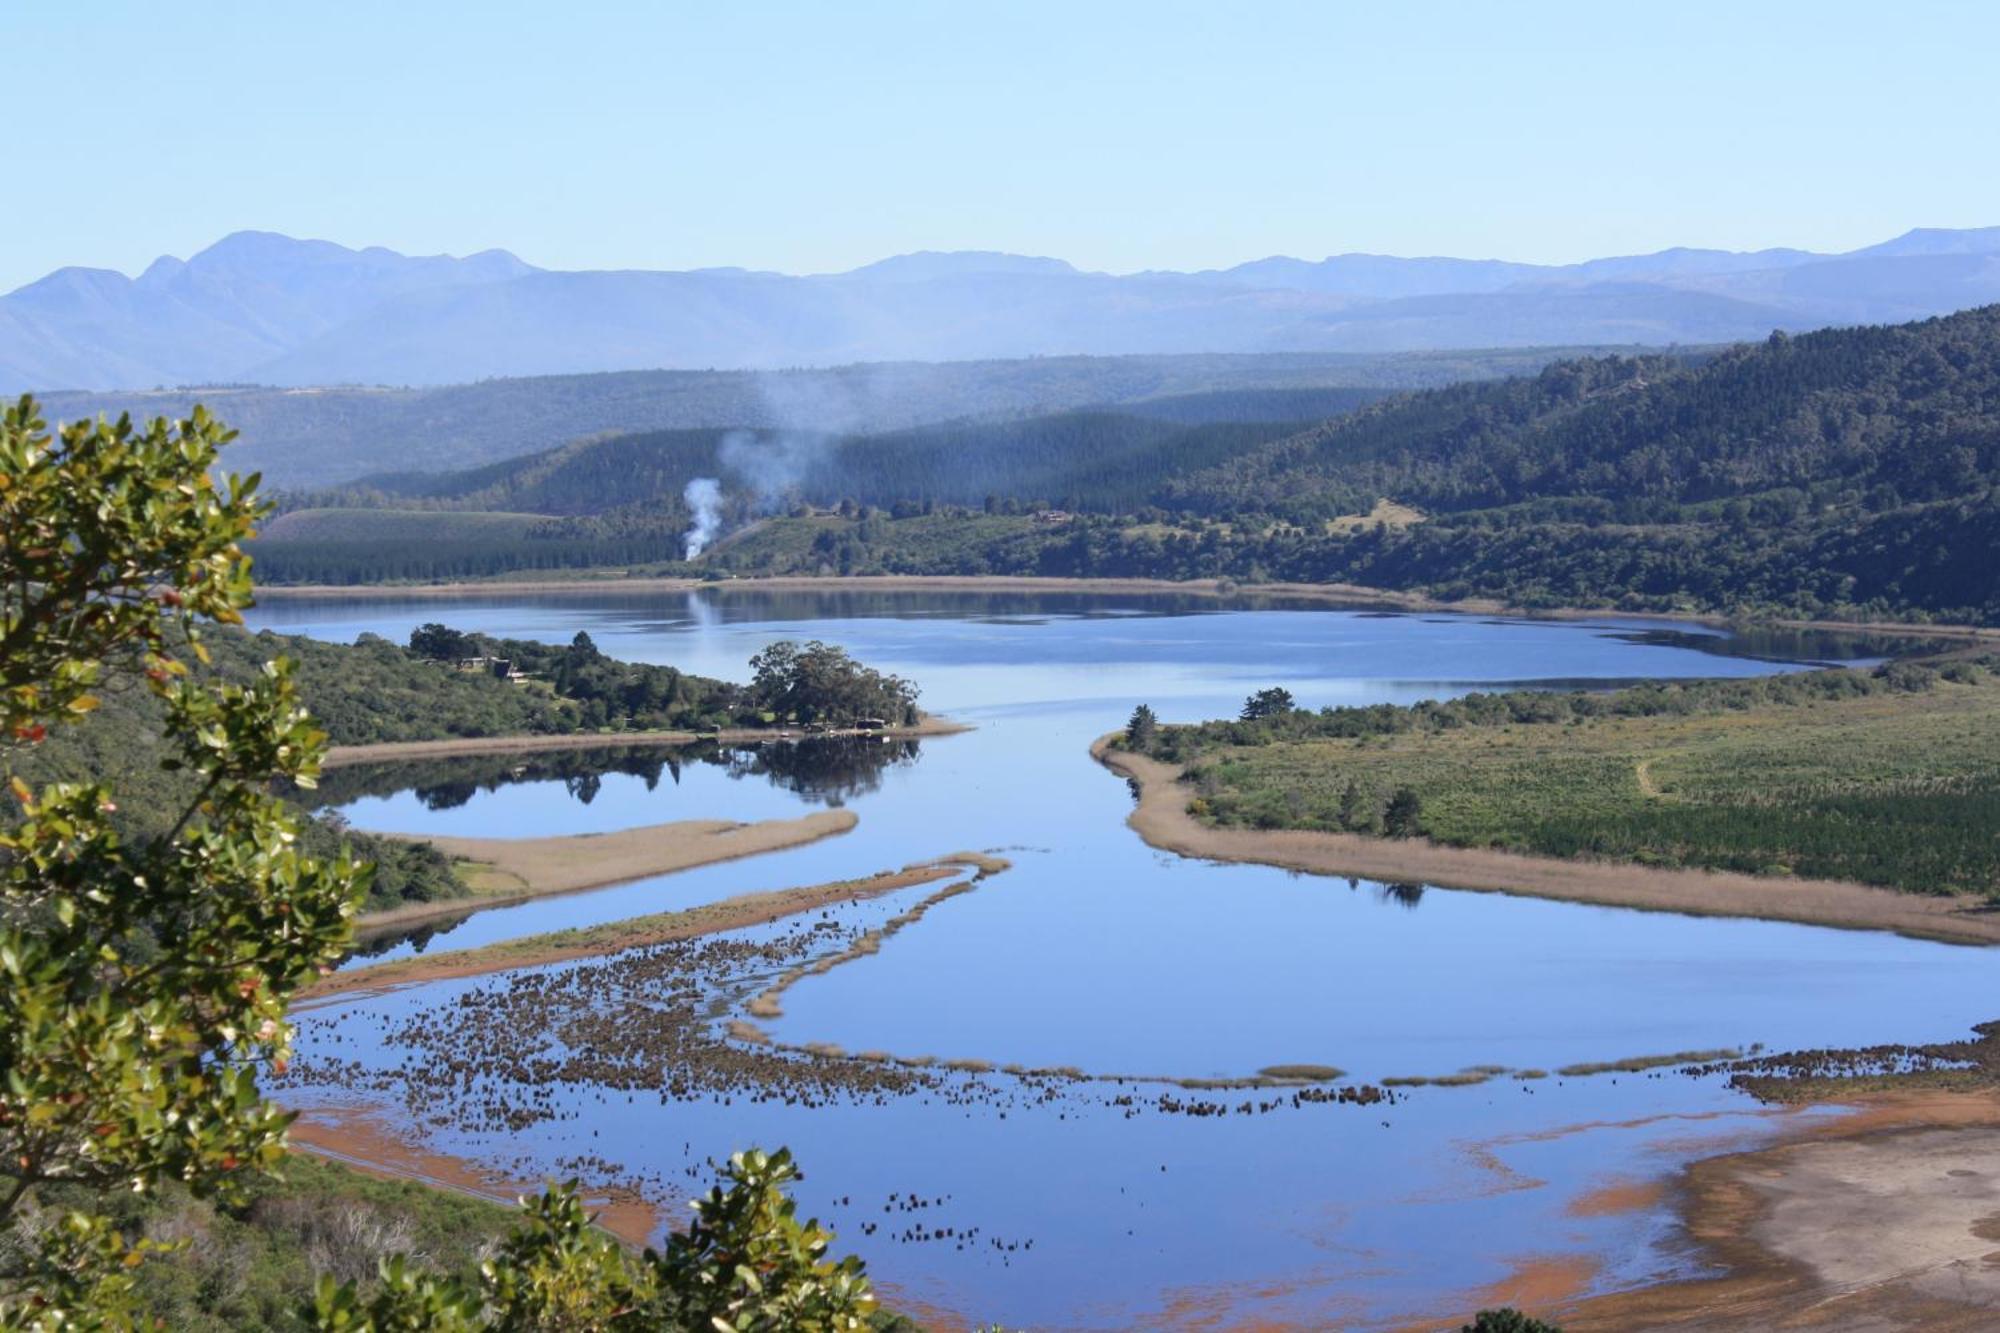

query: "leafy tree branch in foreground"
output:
0 398 880 1331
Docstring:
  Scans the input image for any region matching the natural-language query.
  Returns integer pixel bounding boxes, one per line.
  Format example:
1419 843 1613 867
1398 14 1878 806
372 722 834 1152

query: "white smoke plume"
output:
688 368 904 548
718 369 894 513
717 429 823 512
682 476 723 558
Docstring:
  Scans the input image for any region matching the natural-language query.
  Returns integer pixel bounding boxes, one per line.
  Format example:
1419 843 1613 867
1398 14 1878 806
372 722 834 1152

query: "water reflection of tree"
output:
309 737 921 815
1374 881 1425 910
348 916 463 959
307 746 684 811
710 738 920 806
1616 626 1949 665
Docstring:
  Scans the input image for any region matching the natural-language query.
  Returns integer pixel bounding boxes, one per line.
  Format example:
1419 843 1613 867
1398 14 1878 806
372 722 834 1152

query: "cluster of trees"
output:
746 639 921 727
406 624 744 732
403 625 921 733
1240 687 1295 720
688 489 1996 622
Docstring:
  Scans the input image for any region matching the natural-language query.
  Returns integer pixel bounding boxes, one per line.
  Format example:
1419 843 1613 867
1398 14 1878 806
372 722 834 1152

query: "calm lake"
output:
248 588 1994 1329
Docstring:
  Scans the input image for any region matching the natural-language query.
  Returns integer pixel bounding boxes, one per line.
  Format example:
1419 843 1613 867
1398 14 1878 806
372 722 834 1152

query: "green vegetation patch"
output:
34 1155 516 1333
1149 660 2000 898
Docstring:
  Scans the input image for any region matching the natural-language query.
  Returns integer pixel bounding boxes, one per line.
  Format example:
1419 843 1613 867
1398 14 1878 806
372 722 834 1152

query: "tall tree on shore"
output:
1126 703 1159 749
1383 785 1425 838
0 397 363 1322
1337 778 1368 831
1241 686 1295 720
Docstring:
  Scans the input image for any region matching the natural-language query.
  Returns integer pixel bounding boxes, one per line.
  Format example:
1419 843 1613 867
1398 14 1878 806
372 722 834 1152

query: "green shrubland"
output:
1135 659 2000 898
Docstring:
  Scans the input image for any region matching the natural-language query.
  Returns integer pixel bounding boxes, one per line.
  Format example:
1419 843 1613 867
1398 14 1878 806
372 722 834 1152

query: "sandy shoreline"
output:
1094 739 2000 946
253 573 2000 641
288 1104 661 1247
1546 1090 2000 1331
354 809 857 931
324 713 967 770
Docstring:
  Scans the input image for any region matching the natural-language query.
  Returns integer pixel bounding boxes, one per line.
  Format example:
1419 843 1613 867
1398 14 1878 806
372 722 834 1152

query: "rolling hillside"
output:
42 349 1567 489
1164 305 2000 520
705 307 2000 620
331 406 1372 515
247 306 2000 619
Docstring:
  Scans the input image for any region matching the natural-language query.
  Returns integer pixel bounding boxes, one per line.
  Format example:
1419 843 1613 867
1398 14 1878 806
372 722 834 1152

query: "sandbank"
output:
355 809 857 931
311 859 970 999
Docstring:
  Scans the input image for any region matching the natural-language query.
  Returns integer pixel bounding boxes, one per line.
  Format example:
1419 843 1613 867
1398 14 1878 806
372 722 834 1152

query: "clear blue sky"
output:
6 0 1998 290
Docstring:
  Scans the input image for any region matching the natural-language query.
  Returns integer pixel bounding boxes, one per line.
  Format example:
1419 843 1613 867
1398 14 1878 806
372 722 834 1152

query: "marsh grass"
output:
1556 1047 1742 1078
1383 1071 1496 1088
1256 1064 1347 1081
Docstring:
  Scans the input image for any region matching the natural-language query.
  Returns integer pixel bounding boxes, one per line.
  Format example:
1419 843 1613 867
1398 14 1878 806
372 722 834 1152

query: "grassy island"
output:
1124 657 2000 901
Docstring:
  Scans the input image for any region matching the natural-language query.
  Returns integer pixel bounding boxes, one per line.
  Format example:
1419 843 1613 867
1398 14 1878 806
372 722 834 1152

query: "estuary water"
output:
247 588 1994 1329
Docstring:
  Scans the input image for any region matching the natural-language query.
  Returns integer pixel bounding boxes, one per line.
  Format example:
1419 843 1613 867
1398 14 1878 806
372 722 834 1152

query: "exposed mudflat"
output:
1555 1092 2000 1331
289 1103 660 1245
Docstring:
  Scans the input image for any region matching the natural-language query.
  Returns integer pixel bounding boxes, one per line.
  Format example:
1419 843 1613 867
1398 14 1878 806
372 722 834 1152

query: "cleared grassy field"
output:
1181 669 2000 898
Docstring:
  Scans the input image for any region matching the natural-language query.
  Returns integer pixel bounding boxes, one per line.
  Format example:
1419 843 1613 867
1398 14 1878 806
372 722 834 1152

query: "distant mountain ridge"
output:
7 226 2000 391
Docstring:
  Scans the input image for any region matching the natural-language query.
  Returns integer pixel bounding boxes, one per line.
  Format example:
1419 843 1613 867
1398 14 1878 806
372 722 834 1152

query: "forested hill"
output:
46 347 1567 489
1165 304 2000 521
684 307 2000 621
302 392 1388 516
247 306 2000 619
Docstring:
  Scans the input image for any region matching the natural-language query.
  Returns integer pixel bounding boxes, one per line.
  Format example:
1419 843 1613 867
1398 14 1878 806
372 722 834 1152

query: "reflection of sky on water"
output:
250 590 1997 1329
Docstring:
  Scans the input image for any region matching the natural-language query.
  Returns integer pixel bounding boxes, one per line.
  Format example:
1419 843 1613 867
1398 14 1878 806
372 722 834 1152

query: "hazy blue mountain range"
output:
7 227 2000 391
